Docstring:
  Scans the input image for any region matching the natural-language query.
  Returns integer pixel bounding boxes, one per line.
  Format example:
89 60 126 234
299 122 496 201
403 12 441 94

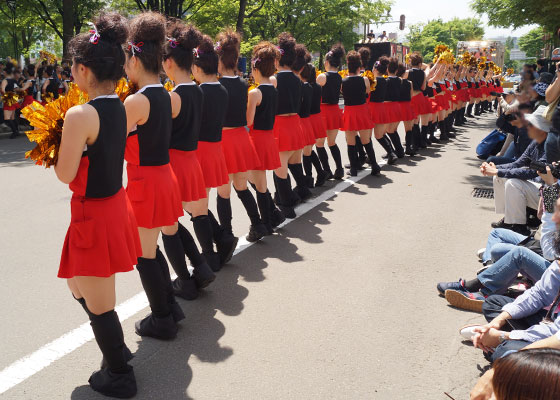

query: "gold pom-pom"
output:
115 78 138 102
315 69 324 78
405 53 410 65
2 91 20 107
22 85 89 168
362 70 376 91
433 44 450 63
247 76 258 93
164 80 174 92
440 51 455 65
338 69 348 78
39 50 57 64
506 68 514 76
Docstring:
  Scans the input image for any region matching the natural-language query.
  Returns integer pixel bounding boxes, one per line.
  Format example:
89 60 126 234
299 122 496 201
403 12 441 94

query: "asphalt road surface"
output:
0 115 498 399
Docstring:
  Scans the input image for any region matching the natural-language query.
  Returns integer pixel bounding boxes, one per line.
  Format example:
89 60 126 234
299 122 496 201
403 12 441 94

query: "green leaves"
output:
470 0 560 32
518 27 545 59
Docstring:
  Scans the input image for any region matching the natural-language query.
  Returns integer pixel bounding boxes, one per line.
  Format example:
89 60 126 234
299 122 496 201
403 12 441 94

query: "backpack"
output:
476 129 506 159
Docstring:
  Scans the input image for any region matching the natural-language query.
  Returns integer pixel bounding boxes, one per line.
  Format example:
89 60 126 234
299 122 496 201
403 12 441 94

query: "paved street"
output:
1 116 497 399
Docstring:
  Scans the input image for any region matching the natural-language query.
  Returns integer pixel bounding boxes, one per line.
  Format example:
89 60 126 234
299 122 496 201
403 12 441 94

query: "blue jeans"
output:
482 228 527 264
478 246 550 295
486 142 517 165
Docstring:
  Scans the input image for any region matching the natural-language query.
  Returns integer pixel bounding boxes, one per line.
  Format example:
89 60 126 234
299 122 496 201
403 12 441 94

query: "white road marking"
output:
0 164 382 394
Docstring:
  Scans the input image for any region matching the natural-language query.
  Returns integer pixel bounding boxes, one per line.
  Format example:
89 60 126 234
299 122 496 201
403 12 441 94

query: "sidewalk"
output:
1 115 498 399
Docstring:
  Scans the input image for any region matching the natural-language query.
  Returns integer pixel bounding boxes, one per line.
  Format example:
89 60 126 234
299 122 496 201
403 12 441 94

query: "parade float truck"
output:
354 41 410 70
456 40 505 68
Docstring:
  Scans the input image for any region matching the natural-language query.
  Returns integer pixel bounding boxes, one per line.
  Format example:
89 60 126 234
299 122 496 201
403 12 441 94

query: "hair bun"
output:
167 20 202 50
129 11 166 44
331 44 345 59
94 12 128 45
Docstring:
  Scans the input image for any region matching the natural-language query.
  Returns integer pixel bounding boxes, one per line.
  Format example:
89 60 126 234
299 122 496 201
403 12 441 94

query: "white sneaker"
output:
459 324 483 341
477 248 486 261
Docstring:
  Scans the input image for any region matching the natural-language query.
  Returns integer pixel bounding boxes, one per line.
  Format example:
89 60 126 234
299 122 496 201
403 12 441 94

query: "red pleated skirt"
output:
410 93 431 116
496 86 504 93
196 140 230 188
300 117 317 146
321 104 342 130
22 95 35 107
58 188 142 278
249 127 281 171
369 101 386 124
383 102 403 123
273 114 305 152
3 103 19 111
399 101 417 121
126 163 184 229
310 113 327 139
342 104 374 131
428 97 441 113
222 126 261 173
169 149 207 203
435 94 449 111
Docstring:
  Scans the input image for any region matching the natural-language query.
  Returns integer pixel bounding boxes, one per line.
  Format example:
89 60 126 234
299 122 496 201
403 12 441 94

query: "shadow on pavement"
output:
0 136 34 167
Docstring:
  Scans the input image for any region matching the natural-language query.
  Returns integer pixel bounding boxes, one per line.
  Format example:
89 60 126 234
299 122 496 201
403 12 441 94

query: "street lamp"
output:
6 0 17 59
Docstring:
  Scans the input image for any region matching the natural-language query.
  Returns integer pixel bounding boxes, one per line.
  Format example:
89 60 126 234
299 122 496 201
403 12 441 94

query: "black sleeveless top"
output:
321 72 342 104
370 77 387 103
4 78 17 92
385 76 401 102
409 69 425 91
399 79 412 102
170 83 203 152
253 84 277 131
342 76 367 106
84 96 126 198
130 85 171 166
423 85 434 97
298 82 313 118
310 83 322 115
26 79 36 96
199 82 229 142
46 78 59 99
434 82 443 94
219 76 248 127
276 71 302 115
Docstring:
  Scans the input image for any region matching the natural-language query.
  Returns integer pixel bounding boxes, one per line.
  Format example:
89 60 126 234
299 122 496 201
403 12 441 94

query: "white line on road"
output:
0 165 381 394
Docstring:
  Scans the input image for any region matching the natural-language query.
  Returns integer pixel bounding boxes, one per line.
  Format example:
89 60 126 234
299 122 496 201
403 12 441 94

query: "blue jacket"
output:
497 139 546 180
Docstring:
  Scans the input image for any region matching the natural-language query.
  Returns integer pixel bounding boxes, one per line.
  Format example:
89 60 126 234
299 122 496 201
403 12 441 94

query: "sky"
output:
371 0 537 41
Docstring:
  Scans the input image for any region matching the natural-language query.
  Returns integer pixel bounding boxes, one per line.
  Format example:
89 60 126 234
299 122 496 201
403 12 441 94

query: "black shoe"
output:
344 163 364 171
135 313 177 340
323 170 334 181
100 346 134 370
405 146 417 156
447 131 456 138
511 224 531 236
305 175 314 189
216 233 238 265
172 277 198 301
439 131 449 140
89 367 137 399
246 223 267 242
191 262 216 288
9 132 18 139
429 134 440 144
294 185 313 201
271 208 286 227
278 204 296 219
491 218 506 228
315 171 327 187
386 152 397 165
347 168 358 177
370 164 381 176
203 251 221 272
333 167 344 180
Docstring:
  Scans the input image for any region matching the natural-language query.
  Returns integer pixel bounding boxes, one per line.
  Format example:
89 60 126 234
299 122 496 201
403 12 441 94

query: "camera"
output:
490 91 501 97
529 161 560 179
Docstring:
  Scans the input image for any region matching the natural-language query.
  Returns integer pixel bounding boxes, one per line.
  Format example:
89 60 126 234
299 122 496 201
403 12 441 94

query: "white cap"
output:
525 106 552 132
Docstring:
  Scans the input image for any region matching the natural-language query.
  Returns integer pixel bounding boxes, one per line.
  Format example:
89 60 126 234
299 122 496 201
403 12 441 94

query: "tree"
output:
405 18 485 61
518 27 544 59
470 0 560 33
132 0 211 18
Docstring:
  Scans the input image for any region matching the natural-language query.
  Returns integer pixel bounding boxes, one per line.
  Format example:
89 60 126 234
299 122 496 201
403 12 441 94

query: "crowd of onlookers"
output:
0 58 72 137
437 59 560 399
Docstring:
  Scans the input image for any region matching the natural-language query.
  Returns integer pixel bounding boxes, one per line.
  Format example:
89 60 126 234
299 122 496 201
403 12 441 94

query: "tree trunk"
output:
236 0 247 33
62 0 73 61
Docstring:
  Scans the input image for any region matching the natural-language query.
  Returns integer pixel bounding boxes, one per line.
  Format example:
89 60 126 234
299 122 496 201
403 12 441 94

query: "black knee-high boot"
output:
192 215 221 272
7 119 18 139
135 257 177 340
420 125 430 146
388 132 405 158
446 116 456 138
88 310 137 398
302 155 315 188
266 189 285 227
256 190 273 235
155 247 193 312
273 172 296 219
288 163 312 201
316 146 333 179
161 234 200 300
412 124 423 149
216 195 233 235
176 222 215 287
355 135 366 165
377 136 397 164
474 103 481 116
207 210 238 266
438 121 449 140
310 150 326 186
363 141 381 175
346 144 358 176
404 129 417 156
328 144 344 179
428 122 439 143
236 188 267 242
74 297 133 369
466 103 474 118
